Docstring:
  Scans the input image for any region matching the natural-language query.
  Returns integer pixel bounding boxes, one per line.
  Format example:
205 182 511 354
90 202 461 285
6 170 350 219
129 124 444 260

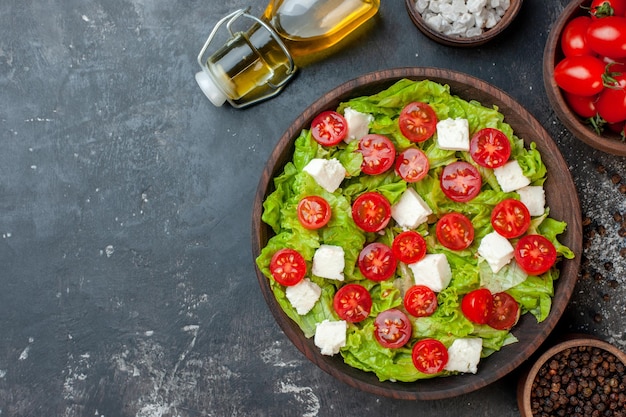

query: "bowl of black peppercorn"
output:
517 335 626 417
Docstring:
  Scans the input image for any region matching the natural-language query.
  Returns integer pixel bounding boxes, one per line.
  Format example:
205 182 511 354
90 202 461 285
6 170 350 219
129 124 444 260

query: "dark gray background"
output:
0 0 624 416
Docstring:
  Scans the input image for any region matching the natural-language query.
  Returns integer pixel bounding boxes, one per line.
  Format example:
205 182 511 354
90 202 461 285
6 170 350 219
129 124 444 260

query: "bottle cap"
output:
195 71 227 107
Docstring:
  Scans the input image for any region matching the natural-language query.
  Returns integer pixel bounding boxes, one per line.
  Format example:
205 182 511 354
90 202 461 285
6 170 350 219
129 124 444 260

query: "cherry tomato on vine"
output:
487 292 520 331
374 309 412 349
564 91 599 118
395 147 430 182
392 230 427 264
412 339 448 374
398 102 438 142
436 212 475 250
357 134 396 175
269 248 307 286
351 192 392 232
469 128 512 168
554 55 608 96
560 16 594 57
333 283 372 323
311 110 347 146
590 0 626 19
596 73 626 123
461 288 494 325
358 242 397 282
490 198 531 239
515 235 557 276
440 161 482 202
404 285 438 317
297 196 331 229
586 16 626 59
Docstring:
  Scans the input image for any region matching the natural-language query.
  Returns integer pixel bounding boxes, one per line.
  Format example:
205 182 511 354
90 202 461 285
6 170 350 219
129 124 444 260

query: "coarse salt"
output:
415 0 510 38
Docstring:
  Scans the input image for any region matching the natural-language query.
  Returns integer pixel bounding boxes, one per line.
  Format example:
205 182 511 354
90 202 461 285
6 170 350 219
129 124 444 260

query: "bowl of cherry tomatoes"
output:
544 0 626 156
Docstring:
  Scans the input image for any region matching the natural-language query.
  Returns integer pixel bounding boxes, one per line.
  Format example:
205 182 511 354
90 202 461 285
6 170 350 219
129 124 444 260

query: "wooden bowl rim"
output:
404 0 524 47
543 0 626 156
251 67 582 400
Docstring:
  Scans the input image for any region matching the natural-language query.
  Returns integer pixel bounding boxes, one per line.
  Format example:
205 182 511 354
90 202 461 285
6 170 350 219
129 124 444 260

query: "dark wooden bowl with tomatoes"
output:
251 67 583 400
544 0 626 156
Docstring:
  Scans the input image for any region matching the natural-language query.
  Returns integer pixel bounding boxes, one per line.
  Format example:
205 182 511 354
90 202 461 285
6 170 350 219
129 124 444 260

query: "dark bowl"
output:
251 67 583 400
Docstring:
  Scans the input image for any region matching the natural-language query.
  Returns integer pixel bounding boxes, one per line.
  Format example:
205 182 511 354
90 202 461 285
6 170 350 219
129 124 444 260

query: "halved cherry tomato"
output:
554 55 608 96
333 283 372 323
398 102 438 143
596 73 626 123
351 191 392 232
374 308 412 349
560 16 594 57
404 285 438 317
440 161 482 203
392 230 427 264
436 212 474 250
469 128 511 168
297 196 331 230
590 0 626 18
357 134 396 175
490 198 531 239
269 248 307 286
412 339 448 374
487 292 520 331
395 147 430 183
461 288 494 325
514 234 557 276
564 92 599 118
587 16 626 59
311 110 347 146
358 242 397 282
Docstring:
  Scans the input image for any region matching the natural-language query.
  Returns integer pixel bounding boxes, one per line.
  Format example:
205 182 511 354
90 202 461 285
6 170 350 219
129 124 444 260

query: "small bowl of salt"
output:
405 0 523 47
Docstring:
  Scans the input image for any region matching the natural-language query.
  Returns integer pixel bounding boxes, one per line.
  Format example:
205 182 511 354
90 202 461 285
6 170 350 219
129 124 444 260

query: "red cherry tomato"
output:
469 128 512 169
490 198 531 239
333 283 372 323
560 16 594 57
269 248 307 286
398 102 438 143
374 309 412 349
351 192 392 232
564 92 599 118
358 242 397 282
487 292 520 330
596 73 626 123
554 55 608 96
357 134 396 175
311 110 347 146
590 0 626 18
586 16 626 59
440 161 482 203
392 230 427 264
461 288 494 325
412 339 449 374
395 147 430 183
515 235 558 276
297 196 331 230
436 212 475 250
404 285 438 317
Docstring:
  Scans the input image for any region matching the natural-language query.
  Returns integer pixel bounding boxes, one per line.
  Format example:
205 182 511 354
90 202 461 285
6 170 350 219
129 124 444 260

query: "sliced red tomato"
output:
395 147 430 183
564 92 599 118
560 16 594 57
469 128 511 168
357 134 396 175
490 198 531 239
358 242 397 282
374 308 412 349
311 110 347 146
440 161 482 203
590 0 626 18
398 102 438 143
596 73 626 123
297 196 331 230
461 288 494 325
587 16 626 58
554 55 608 96
514 234 558 276
351 191 392 232
333 283 372 323
269 248 307 286
392 230 427 264
436 212 474 251
404 285 438 317
487 292 520 330
412 339 449 374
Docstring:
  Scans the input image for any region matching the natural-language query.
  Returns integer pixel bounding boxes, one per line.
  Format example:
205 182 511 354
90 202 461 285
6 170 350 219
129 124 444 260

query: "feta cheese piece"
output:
312 244 345 281
286 278 322 315
477 231 515 273
408 253 452 292
303 158 346 193
494 160 531 192
444 337 483 374
314 319 347 356
436 118 470 151
391 188 433 229
343 107 373 143
516 185 546 217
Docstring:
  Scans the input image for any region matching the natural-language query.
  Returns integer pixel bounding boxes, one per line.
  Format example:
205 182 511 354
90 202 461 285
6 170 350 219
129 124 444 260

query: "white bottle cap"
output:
195 71 227 107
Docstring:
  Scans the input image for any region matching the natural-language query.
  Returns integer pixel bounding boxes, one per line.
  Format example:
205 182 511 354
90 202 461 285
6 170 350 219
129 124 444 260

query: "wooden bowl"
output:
544 0 626 156
251 67 583 400
404 0 524 47
517 335 626 416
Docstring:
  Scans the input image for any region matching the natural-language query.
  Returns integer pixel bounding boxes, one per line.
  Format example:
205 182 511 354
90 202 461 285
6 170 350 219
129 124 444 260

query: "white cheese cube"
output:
444 338 483 374
286 278 322 315
391 188 433 229
303 158 346 193
477 231 514 273
312 244 345 281
436 118 470 151
314 319 347 356
516 186 546 217
408 253 452 292
494 160 531 192
343 107 373 143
